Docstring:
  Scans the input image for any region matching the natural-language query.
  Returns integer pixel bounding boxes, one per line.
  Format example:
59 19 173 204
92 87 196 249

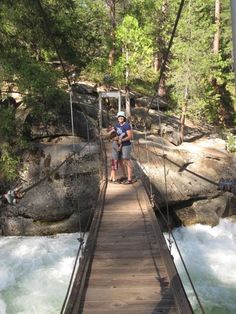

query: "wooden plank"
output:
96 234 155 242
83 287 175 301
93 249 160 259
82 301 177 314
99 219 152 225
98 227 153 233
95 243 160 251
101 212 150 218
95 238 157 247
97 230 154 237
97 227 154 234
101 210 148 216
89 261 166 275
100 218 152 225
90 256 163 268
87 275 169 285
89 268 166 277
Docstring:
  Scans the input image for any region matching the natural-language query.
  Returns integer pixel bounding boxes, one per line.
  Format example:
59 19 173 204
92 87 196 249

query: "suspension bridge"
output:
58 137 205 314
2 0 236 312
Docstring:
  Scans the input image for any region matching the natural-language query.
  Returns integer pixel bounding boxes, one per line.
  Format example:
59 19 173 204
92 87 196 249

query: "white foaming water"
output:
170 218 236 314
1 221 236 314
0 233 81 314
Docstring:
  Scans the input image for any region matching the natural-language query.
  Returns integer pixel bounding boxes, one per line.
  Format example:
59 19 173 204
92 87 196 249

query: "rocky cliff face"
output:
0 136 100 236
132 111 236 228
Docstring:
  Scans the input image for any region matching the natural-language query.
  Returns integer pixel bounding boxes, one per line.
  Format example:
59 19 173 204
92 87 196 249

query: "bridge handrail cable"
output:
60 138 107 314
133 140 205 314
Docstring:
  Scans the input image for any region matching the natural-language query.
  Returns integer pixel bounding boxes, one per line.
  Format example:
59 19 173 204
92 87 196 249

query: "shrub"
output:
226 133 236 153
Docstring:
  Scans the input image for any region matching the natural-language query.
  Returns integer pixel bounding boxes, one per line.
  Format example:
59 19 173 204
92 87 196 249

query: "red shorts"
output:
111 159 118 170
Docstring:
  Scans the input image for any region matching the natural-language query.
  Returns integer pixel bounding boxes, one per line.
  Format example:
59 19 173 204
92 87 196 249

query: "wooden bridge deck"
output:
64 143 193 314
81 181 179 313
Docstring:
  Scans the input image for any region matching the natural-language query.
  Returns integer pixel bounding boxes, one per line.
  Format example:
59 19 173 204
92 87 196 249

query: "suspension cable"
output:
144 126 153 202
143 0 186 122
60 137 107 314
19 143 89 195
69 90 75 151
60 86 100 314
155 99 173 252
155 0 185 93
141 0 186 251
140 144 219 186
69 89 83 253
20 152 74 194
133 149 205 314
169 225 205 314
60 155 101 314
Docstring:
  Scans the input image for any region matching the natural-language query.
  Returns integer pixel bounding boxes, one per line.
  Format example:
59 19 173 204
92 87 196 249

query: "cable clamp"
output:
150 194 155 207
167 237 173 252
77 237 84 245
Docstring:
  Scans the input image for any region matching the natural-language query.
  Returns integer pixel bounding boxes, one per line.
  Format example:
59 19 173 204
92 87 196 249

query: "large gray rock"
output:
2 213 83 236
0 137 100 236
131 108 205 144
132 134 236 227
175 194 230 227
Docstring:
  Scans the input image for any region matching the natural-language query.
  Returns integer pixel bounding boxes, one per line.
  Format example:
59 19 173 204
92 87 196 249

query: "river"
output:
0 219 235 313
0 233 80 314
171 218 236 313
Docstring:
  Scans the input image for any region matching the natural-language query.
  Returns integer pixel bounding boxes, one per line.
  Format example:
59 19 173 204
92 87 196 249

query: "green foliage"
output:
226 133 236 153
0 143 19 181
114 15 154 85
81 57 110 83
167 0 235 125
0 105 28 181
0 107 16 141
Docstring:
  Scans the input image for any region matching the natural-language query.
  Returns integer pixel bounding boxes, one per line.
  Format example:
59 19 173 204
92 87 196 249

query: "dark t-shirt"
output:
114 122 132 146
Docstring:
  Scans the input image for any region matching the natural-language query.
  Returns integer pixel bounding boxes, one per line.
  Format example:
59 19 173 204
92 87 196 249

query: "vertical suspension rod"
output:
231 0 236 87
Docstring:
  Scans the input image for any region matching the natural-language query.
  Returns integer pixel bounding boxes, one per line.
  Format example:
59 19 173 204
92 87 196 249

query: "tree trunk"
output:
179 87 189 144
158 77 166 97
125 48 131 118
179 103 187 144
153 51 161 72
213 0 221 53
153 0 169 72
154 0 169 94
125 86 131 119
107 0 117 66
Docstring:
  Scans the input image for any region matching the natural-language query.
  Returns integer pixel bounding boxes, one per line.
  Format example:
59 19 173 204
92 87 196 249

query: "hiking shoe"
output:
117 176 127 183
110 179 120 184
122 179 133 185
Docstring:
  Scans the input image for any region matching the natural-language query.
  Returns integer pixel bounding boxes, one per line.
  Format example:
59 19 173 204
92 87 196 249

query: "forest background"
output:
0 0 235 182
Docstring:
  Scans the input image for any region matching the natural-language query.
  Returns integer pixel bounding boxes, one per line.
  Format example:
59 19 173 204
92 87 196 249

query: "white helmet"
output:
117 111 126 118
